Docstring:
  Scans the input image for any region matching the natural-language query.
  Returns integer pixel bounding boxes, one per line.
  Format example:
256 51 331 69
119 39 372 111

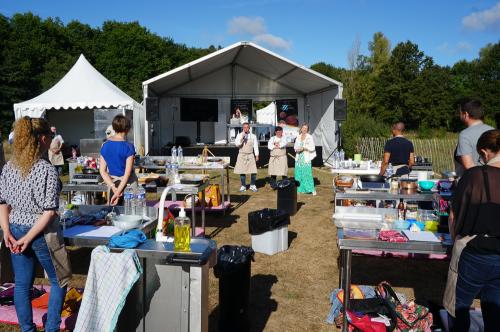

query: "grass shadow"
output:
230 194 251 211
288 231 297 247
208 274 279 332
205 214 240 238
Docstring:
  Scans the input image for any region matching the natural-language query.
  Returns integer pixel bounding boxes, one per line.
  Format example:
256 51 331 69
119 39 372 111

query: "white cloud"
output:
227 16 291 51
252 33 292 51
462 3 500 31
228 16 266 35
456 41 472 51
437 41 472 55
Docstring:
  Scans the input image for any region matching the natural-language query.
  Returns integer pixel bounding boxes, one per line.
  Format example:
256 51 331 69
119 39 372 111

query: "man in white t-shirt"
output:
48 126 65 175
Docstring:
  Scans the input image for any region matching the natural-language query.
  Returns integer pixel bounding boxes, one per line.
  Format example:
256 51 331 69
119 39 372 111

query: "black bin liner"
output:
214 245 255 332
248 208 290 235
276 178 299 216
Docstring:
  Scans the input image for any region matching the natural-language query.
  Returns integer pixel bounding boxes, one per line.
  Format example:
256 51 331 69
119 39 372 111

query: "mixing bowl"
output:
418 180 434 191
112 215 142 230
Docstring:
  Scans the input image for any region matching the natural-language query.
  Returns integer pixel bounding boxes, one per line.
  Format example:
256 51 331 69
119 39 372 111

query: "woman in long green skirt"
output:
294 124 317 195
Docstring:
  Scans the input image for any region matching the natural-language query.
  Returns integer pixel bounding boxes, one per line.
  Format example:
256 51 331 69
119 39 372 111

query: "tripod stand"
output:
323 121 343 167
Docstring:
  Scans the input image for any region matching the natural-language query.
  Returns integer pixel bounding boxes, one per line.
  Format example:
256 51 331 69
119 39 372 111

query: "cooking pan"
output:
400 179 417 190
82 167 99 175
360 175 386 183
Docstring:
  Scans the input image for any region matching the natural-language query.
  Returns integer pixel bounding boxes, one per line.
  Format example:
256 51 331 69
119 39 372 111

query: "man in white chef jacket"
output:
234 122 259 192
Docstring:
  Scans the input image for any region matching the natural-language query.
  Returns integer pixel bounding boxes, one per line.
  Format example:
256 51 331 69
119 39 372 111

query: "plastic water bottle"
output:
172 163 180 184
333 150 339 168
124 185 134 215
339 148 345 162
135 185 146 218
386 163 394 178
177 146 183 164
171 146 177 164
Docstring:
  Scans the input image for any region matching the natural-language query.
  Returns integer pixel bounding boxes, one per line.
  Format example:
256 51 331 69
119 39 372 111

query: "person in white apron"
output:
443 129 500 331
234 122 259 192
268 126 288 189
48 126 65 175
99 115 137 205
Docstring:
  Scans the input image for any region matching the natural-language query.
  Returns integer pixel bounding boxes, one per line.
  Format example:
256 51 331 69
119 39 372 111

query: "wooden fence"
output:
357 137 457 175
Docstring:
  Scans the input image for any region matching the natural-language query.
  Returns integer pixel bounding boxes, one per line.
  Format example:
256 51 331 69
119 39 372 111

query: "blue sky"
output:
1 0 499 68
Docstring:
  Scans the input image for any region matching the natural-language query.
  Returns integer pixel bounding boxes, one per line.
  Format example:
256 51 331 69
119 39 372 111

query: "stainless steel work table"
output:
336 229 450 331
139 156 231 213
61 183 108 205
117 238 217 332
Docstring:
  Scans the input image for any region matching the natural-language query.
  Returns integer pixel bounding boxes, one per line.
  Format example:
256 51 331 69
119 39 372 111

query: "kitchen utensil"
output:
112 215 142 230
334 175 354 188
360 175 386 183
418 180 434 191
400 179 417 190
82 167 99 175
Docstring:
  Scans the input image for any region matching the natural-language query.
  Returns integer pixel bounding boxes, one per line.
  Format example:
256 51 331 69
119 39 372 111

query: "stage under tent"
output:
142 41 344 165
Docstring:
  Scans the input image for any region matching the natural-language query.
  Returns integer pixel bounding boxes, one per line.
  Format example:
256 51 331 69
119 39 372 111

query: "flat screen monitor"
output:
180 98 218 122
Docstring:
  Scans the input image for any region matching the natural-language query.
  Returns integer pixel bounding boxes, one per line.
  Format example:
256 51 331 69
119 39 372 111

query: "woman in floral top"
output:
0 117 68 332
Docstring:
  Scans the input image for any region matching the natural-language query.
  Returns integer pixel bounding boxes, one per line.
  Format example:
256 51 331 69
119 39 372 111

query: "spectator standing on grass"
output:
48 126 65 175
454 99 494 178
0 117 71 332
294 123 316 195
444 129 500 331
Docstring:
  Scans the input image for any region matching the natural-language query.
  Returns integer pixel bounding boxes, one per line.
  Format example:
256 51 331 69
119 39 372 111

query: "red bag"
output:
346 310 387 332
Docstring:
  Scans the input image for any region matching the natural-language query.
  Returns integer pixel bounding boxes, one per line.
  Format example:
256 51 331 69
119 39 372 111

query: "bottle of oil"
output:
398 199 406 220
174 207 191 252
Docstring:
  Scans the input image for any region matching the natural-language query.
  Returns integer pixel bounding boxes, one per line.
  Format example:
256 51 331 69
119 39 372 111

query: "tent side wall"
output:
306 87 340 162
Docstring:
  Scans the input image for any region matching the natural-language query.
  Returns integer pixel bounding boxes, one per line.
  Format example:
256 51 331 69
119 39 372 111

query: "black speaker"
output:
334 99 347 121
145 97 159 121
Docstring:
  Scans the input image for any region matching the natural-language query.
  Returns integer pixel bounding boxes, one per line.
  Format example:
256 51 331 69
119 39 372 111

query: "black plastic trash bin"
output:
248 209 290 235
276 178 298 216
214 245 255 332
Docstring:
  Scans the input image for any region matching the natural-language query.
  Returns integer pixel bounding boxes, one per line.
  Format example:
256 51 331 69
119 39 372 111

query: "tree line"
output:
1 13 498 144
0 12 218 136
312 32 500 133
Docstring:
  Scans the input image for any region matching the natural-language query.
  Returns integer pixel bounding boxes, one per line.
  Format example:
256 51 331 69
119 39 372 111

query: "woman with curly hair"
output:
0 117 71 332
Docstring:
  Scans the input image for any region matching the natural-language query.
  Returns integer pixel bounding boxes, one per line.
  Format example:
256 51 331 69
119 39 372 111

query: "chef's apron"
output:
268 147 288 176
106 172 138 205
43 215 72 287
234 137 257 174
443 235 476 317
48 138 64 166
392 164 410 177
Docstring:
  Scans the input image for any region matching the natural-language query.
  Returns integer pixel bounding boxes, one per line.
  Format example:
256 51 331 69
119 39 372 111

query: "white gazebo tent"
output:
142 41 343 161
13 54 145 150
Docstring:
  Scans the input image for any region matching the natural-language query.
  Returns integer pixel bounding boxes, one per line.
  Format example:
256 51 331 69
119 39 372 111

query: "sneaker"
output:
239 185 247 192
249 185 258 192
312 191 317 196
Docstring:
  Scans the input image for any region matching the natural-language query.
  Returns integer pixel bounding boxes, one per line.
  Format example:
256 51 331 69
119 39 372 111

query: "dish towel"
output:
74 245 142 332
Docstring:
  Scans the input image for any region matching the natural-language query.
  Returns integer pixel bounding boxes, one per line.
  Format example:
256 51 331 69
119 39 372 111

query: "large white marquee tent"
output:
142 41 343 161
13 54 145 149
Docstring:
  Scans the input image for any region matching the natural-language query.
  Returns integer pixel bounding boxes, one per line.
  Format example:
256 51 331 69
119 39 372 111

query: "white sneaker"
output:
312 191 317 196
239 185 247 192
249 185 258 192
